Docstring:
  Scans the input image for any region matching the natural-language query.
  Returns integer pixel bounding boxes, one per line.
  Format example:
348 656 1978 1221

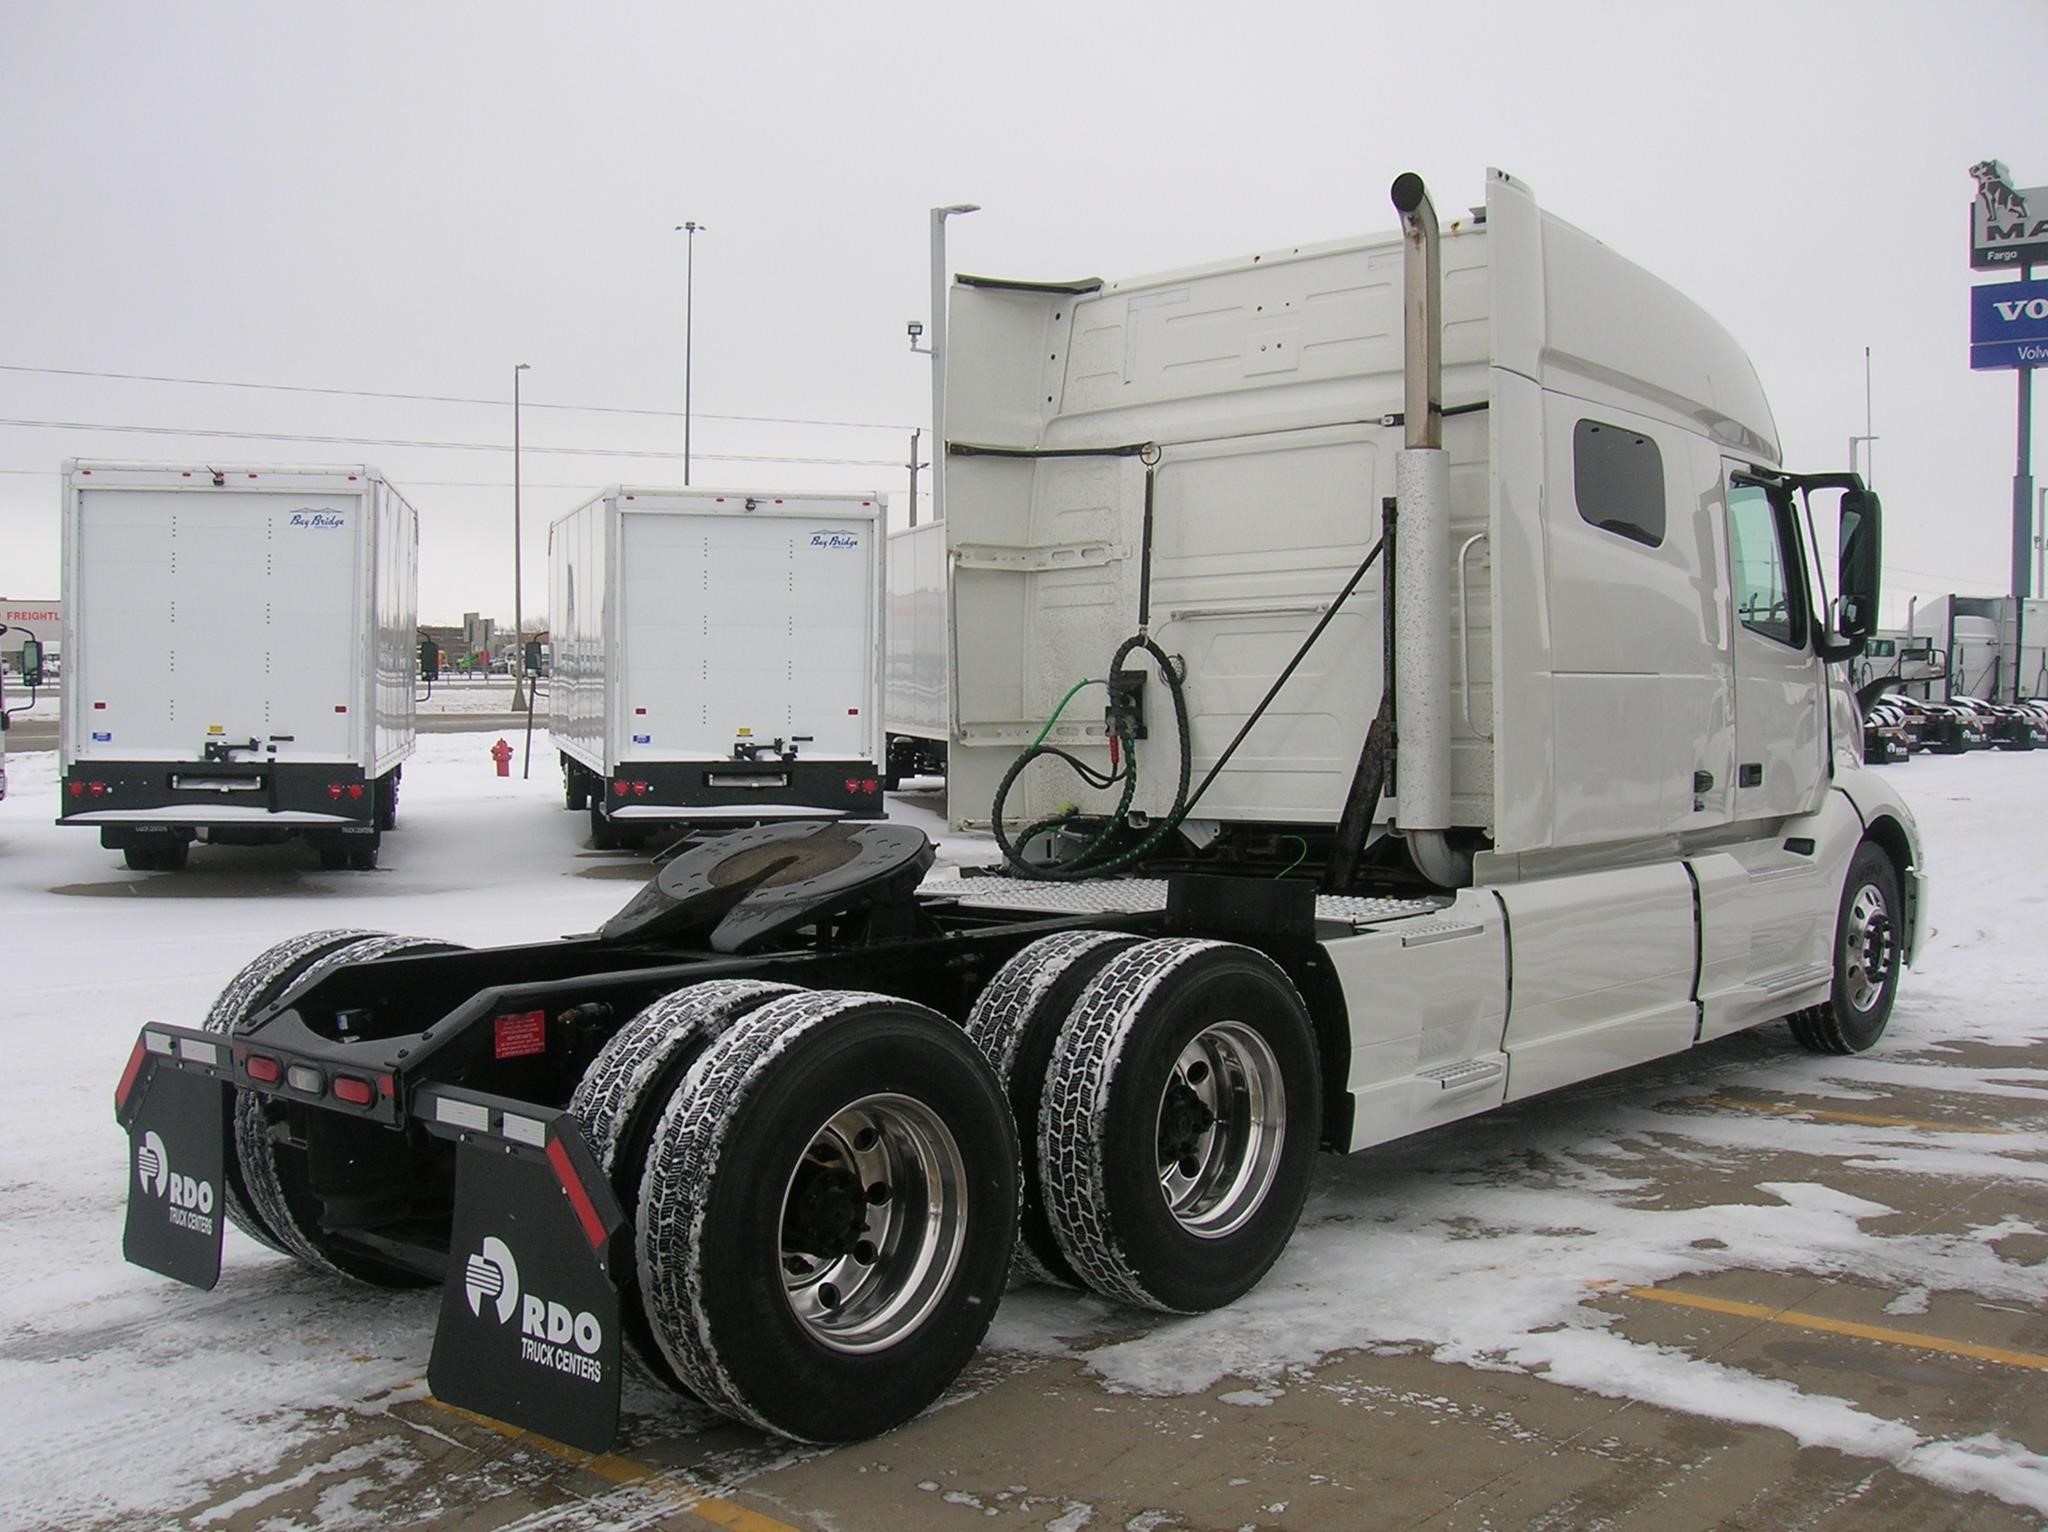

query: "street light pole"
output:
927 203 978 523
513 362 530 709
675 221 705 485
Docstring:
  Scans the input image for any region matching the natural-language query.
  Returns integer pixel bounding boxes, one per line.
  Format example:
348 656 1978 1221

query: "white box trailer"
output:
59 462 418 870
883 519 949 784
549 487 887 845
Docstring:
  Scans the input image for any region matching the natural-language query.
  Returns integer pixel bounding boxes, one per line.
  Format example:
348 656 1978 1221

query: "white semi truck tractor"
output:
115 170 1920 1449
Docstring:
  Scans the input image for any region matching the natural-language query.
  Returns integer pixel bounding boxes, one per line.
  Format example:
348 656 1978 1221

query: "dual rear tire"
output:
575 984 1018 1442
969 935 1321 1315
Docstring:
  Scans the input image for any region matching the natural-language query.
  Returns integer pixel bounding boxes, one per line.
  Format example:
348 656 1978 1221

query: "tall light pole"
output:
1849 346 1877 487
512 363 530 709
926 203 978 522
675 220 705 485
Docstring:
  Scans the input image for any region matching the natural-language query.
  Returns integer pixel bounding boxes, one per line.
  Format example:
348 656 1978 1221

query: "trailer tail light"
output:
285 1063 324 1096
611 779 650 797
612 781 628 796
327 781 365 800
245 1053 282 1085
332 1075 374 1107
493 1009 547 1060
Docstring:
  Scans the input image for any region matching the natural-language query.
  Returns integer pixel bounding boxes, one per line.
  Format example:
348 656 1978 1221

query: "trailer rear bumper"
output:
63 806 362 826
60 759 378 827
595 757 887 822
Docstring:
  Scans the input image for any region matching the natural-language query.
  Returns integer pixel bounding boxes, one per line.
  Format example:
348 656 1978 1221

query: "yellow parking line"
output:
1700 1096 2005 1134
1623 1286 2048 1372
422 1397 802 1531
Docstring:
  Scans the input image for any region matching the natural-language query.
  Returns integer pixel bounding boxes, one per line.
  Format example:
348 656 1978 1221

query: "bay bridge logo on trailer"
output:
808 529 861 551
463 1234 606 1383
287 510 347 530
135 1129 216 1236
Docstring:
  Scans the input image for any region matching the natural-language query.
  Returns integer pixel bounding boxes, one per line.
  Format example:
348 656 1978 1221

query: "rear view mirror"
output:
19 637 44 688
418 638 439 683
524 639 544 673
1837 489 1881 641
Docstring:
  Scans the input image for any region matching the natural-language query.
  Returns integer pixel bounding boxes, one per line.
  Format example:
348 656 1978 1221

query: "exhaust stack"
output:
1387 173 1466 887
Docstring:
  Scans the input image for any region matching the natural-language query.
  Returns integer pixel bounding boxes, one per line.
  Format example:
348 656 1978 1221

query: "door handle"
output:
1739 763 1763 788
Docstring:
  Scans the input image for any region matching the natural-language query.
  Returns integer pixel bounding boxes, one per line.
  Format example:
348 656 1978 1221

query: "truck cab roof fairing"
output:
1484 169 1780 467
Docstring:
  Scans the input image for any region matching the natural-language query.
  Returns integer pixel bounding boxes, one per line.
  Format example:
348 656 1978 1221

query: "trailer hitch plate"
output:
422 1086 626 1453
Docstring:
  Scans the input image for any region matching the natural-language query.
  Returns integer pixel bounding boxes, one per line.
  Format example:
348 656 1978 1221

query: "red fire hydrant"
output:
490 738 513 777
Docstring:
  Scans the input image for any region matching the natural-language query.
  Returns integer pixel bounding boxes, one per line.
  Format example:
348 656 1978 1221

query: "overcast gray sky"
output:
2 0 2041 624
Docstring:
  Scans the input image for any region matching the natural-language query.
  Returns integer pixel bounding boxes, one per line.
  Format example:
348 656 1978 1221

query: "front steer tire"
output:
1040 938 1321 1315
1790 840 1903 1055
637 990 1018 1442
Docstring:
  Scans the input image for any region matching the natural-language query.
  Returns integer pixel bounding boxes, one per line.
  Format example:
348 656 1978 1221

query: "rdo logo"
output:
465 1235 521 1323
137 1130 215 1232
464 1236 605 1373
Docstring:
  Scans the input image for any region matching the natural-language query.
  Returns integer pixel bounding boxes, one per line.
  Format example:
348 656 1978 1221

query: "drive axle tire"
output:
207 930 461 1284
966 929 1142 1288
568 978 802 1388
638 990 1017 1442
201 928 387 1255
1790 841 1903 1056
1040 939 1320 1314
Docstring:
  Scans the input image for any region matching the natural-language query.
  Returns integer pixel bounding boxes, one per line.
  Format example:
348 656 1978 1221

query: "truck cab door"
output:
1724 467 1826 820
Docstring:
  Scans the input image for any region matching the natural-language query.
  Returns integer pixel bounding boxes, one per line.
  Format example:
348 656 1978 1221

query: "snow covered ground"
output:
1 740 2044 1525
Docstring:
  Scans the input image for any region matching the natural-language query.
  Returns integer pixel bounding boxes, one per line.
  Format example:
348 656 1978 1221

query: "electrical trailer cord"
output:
992 536 1385 881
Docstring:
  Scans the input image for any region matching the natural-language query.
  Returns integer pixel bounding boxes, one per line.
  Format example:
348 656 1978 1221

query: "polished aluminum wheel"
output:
1154 1021 1286 1239
778 1093 968 1354
1843 881 1897 1015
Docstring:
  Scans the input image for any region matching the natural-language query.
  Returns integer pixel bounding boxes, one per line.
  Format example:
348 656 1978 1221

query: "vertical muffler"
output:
1388 173 1467 887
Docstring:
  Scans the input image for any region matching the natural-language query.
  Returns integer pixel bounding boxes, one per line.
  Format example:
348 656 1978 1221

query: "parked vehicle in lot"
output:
550 488 887 849
60 462 417 870
1863 700 1913 764
117 170 1923 1450
883 519 949 787
1948 694 2044 750
1880 695 1975 753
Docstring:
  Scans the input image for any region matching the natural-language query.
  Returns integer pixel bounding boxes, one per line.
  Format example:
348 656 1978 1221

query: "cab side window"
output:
1573 419 1665 548
1728 483 1801 647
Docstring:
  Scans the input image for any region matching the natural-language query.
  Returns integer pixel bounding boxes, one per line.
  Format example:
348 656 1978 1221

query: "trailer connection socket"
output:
1105 669 1149 742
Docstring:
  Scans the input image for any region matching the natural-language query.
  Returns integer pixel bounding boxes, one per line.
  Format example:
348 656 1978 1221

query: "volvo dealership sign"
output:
1970 161 2048 270
1971 279 2048 371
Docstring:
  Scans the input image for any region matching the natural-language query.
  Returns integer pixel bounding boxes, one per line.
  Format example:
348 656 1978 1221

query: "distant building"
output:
0 598 60 659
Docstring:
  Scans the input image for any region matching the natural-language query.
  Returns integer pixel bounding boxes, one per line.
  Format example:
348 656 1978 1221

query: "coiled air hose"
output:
990 633 1192 881
991 536 1384 883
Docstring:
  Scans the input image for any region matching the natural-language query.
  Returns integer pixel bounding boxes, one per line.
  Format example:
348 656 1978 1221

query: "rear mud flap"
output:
421 1087 627 1453
115 1027 230 1290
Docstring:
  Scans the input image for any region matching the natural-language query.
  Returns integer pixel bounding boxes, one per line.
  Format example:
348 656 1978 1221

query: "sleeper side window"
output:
1572 419 1665 548
1728 482 1802 647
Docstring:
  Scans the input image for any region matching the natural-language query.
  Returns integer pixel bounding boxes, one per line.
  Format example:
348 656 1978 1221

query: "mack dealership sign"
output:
1970 279 2048 371
1970 160 2048 270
